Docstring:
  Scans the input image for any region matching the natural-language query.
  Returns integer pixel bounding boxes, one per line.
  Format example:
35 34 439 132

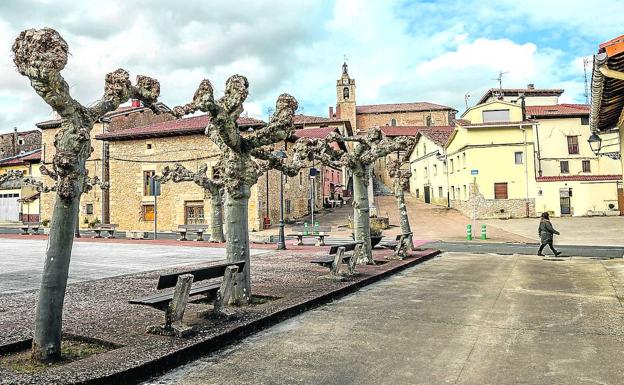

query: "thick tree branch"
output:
158 163 222 196
0 170 24 187
244 94 298 149
89 72 160 118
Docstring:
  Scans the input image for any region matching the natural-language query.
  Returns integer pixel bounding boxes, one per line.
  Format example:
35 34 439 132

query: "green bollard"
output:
304 222 309 236
481 224 486 240
466 224 472 240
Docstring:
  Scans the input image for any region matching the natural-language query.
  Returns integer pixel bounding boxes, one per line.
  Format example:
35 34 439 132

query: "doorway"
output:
617 182 624 216
559 188 572 216
424 186 431 204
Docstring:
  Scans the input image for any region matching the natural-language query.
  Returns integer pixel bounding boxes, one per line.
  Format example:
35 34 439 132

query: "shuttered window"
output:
582 160 591 172
567 136 579 154
494 183 508 199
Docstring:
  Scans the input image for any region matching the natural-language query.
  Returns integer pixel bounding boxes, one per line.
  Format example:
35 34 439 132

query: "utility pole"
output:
583 57 590 105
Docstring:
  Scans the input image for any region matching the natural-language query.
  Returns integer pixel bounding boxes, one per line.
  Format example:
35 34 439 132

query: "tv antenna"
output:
583 57 590 104
464 93 471 109
493 71 509 90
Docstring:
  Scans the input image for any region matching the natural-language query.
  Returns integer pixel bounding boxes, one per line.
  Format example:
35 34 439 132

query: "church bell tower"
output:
336 62 357 132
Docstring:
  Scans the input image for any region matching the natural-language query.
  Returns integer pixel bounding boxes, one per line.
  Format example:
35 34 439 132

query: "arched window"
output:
343 87 349 99
390 118 397 126
426 115 432 126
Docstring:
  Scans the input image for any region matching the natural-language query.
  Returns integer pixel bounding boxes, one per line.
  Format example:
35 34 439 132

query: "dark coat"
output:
538 219 560 243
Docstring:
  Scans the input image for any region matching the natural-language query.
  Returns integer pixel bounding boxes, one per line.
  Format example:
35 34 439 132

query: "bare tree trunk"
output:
352 168 373 264
32 193 80 361
394 181 413 250
210 192 225 243
225 185 251 303
74 212 80 238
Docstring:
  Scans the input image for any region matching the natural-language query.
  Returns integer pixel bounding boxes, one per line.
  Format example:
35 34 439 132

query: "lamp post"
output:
588 132 602 156
275 149 287 250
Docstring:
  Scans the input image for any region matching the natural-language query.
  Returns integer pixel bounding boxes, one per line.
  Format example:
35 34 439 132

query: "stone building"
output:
36 102 176 226
0 128 41 159
95 114 316 232
0 148 42 222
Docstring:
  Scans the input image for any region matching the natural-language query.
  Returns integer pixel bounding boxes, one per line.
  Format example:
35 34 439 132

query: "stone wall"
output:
451 183 536 219
356 110 452 131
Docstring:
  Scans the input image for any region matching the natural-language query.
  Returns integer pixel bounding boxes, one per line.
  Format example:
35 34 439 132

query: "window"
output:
438 186 443 198
581 116 589 125
462 153 466 169
482 109 510 122
494 183 508 199
343 87 349 99
146 143 152 150
582 160 591 172
424 166 428 177
450 159 454 173
423 144 427 153
185 201 205 224
463 185 467 200
560 160 569 173
416 189 420 198
456 156 460 170
567 136 579 154
426 115 432 127
285 199 292 214
450 186 455 199
143 170 155 196
514 151 523 164
433 165 438 176
142 204 155 221
85 203 94 215
299 171 303 186
390 118 397 126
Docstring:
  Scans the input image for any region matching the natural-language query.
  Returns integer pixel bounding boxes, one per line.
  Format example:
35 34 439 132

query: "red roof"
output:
458 120 536 128
0 149 41 166
292 127 339 139
356 102 456 114
418 128 454 147
293 114 345 125
526 104 589 118
381 125 453 138
96 114 266 141
536 175 622 182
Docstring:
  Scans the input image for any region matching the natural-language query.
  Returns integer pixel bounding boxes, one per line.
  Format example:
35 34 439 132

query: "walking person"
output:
537 212 562 256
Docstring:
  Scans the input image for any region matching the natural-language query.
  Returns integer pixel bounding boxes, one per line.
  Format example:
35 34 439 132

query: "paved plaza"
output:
0 238 267 294
147 252 624 385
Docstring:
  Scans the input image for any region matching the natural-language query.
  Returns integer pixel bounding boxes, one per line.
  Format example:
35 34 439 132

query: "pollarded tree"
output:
12 28 161 362
308 127 414 263
158 162 225 243
0 170 24 186
387 159 413 250
171 76 310 302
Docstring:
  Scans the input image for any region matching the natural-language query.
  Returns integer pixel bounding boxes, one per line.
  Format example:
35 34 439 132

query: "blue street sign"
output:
471 169 479 175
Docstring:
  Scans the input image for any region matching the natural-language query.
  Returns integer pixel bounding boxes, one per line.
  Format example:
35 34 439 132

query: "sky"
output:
0 0 622 134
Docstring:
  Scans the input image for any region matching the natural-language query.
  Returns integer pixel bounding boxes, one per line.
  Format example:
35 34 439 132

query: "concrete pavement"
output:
0 238 267 294
144 252 624 385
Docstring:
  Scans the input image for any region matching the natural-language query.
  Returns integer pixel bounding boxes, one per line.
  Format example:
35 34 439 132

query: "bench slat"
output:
157 260 246 290
130 281 221 307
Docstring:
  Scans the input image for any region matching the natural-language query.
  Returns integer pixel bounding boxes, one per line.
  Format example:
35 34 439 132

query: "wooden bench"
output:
289 226 332 246
310 242 363 279
93 223 118 239
126 230 148 240
381 232 413 259
20 222 41 235
328 199 344 208
130 260 246 337
177 224 209 241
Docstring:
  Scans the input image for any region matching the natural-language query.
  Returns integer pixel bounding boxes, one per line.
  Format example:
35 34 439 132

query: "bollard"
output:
481 224 486 240
466 224 472 240
304 222 309 236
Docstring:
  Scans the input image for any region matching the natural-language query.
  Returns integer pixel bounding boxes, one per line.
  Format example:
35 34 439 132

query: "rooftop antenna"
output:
583 57 590 104
493 71 509 93
464 93 471 109
266 107 274 123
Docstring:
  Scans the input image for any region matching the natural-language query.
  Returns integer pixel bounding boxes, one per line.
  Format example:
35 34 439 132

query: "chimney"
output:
519 93 526 121
527 83 535 90
329 106 334 118
12 127 18 156
131 99 142 108
336 104 341 118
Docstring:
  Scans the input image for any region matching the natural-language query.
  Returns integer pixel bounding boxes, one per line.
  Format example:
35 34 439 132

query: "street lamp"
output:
588 132 602 156
275 149 287 250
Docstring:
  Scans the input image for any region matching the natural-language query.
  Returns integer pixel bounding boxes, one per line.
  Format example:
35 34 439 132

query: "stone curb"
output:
77 249 441 385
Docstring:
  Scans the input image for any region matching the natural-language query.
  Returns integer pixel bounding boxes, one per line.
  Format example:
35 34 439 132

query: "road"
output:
423 241 624 258
144 252 624 385
0 238 267 294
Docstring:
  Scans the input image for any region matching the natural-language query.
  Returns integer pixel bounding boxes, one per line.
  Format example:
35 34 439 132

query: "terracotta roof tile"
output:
458 120 536 128
0 148 41 166
292 127 339 139
526 104 589 117
96 114 266 141
418 128 454 147
477 88 564 104
536 174 622 182
380 125 453 137
356 102 456 114
293 114 345 125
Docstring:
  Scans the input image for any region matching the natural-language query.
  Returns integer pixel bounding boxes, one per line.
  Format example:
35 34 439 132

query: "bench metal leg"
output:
93 230 102 238
31 227 39 235
178 231 188 241
20 227 29 235
195 231 204 242
297 235 304 246
330 247 345 278
316 235 326 246
148 274 194 337
106 230 116 239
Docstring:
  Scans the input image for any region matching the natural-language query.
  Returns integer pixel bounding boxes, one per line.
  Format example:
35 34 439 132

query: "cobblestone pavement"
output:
0 238 267 294
146 252 624 385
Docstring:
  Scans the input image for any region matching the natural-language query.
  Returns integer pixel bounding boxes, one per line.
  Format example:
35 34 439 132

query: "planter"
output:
370 236 383 248
370 217 389 230
43 227 50 235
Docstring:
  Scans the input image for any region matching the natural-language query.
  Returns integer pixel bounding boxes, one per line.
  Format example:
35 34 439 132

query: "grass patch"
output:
0 337 114 374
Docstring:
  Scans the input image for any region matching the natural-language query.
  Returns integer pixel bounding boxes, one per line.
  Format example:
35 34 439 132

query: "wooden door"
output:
424 186 431 203
494 183 508 199
618 183 624 216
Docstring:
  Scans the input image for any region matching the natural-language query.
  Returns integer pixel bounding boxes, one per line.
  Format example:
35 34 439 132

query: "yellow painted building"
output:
0 148 42 222
407 129 453 206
